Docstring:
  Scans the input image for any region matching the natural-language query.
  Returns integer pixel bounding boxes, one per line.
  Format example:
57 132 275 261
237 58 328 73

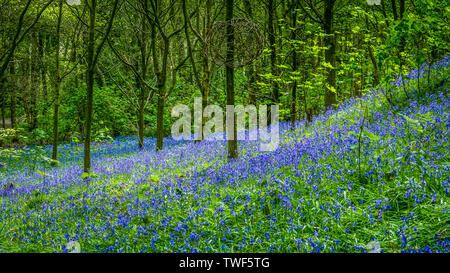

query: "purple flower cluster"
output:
0 57 448 253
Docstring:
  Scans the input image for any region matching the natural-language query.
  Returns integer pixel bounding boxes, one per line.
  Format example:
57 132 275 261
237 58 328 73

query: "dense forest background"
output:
0 0 448 165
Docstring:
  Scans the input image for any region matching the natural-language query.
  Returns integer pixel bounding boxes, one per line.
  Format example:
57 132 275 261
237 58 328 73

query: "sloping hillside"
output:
0 58 449 253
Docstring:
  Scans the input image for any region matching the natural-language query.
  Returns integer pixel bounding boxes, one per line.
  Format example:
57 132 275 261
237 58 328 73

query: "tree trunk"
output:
364 11 380 87
51 81 61 161
290 1 297 128
38 33 48 98
137 65 145 149
95 64 105 87
137 12 148 150
156 92 165 151
399 0 405 19
226 0 238 160
391 0 398 20
323 0 337 107
138 103 145 149
0 81 5 129
51 0 63 164
29 31 39 131
9 57 16 129
83 0 97 173
182 0 212 142
83 0 118 172
243 0 256 105
268 0 279 103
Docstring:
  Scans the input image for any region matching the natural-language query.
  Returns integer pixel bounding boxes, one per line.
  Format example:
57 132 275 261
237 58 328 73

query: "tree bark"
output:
146 0 176 152
38 33 48 98
323 0 337 107
29 31 39 131
365 11 380 87
268 0 279 103
243 0 256 105
51 0 63 164
83 0 119 173
9 56 16 129
84 0 97 173
137 12 149 149
290 0 297 128
226 0 238 159
390 0 398 20
156 92 165 151
399 0 405 19
0 81 5 129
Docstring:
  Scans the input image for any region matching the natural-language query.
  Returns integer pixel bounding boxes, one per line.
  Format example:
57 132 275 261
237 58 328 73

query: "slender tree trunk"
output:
199 52 211 141
52 81 61 160
136 61 146 149
84 0 97 173
399 0 405 18
83 0 119 172
153 54 168 152
138 103 145 148
0 82 5 129
95 64 105 87
51 0 63 164
201 0 212 127
38 33 48 98
243 0 256 105
323 0 337 107
182 0 212 142
23 59 31 125
147 0 171 152
398 0 407 99
9 57 16 129
137 12 148 150
226 0 237 159
29 31 39 132
290 1 297 128
303 62 308 123
391 0 398 20
137 68 145 149
201 85 208 139
364 12 380 87
156 92 165 151
268 0 279 103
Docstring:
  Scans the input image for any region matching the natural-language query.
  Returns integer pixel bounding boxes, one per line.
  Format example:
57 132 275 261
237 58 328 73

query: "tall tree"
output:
243 0 257 106
299 0 338 107
83 0 120 173
142 0 185 151
51 0 64 163
267 0 280 103
323 0 337 107
106 0 156 149
290 0 298 128
9 56 16 129
182 0 214 142
226 0 238 159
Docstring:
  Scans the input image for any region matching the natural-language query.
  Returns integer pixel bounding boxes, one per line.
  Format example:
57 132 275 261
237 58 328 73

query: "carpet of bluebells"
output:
0 58 449 253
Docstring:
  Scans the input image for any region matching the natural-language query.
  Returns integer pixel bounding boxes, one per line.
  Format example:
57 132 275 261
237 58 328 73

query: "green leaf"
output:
327 85 337 93
363 129 380 141
37 170 49 177
80 173 90 179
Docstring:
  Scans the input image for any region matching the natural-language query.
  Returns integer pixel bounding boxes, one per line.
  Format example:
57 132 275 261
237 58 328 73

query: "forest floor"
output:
0 60 449 253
